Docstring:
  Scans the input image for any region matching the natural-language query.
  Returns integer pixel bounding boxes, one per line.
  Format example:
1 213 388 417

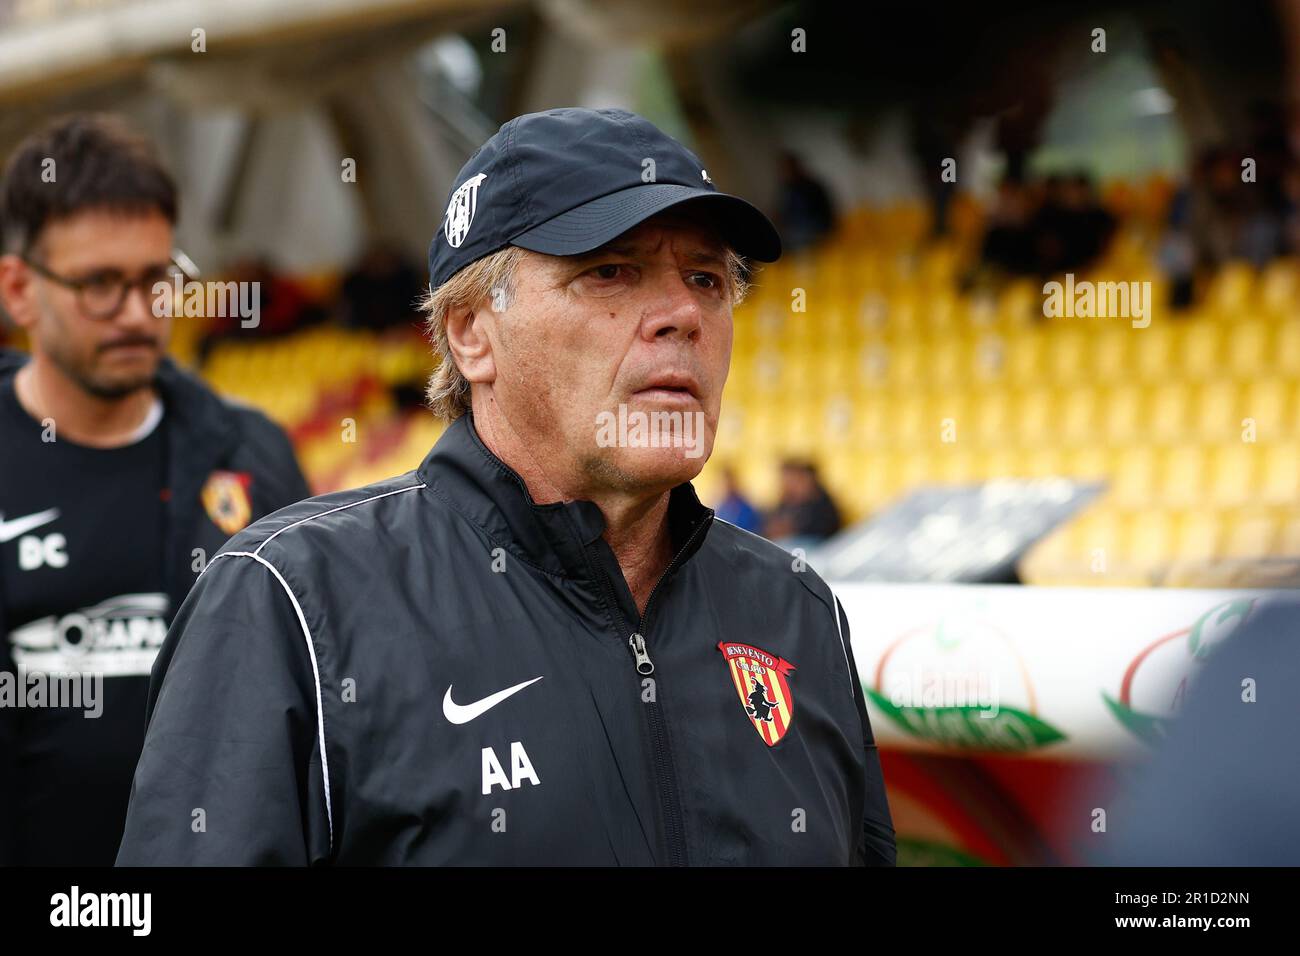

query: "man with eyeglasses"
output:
0 114 310 865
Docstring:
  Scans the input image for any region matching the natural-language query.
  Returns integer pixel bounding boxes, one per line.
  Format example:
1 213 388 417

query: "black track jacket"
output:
116 413 895 866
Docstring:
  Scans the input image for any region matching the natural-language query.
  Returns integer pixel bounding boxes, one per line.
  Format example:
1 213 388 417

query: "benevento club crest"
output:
200 470 253 536
717 641 796 746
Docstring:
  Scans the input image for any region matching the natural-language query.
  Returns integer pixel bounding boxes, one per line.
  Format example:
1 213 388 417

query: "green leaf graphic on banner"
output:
866 688 1067 751
1101 692 1168 746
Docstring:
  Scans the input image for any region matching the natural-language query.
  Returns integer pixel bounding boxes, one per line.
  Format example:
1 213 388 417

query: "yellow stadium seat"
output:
1179 322 1223 379
1092 328 1132 382
1205 261 1256 316
1064 446 1110 480
1226 320 1271 377
1133 326 1174 380
1047 329 1089 384
1259 443 1300 505
929 338 966 386
998 335 1040 382
857 454 901 512
1013 386 1055 447
1174 510 1221 561
1240 380 1290 441
1208 445 1259 507
1113 447 1159 506
1278 515 1300 555
1257 259 1299 314
1103 385 1145 443
1127 510 1175 568
1221 509 1277 557
1193 380 1241 441
1160 446 1208 508
887 395 927 446
1148 382 1191 442
1275 322 1300 374
974 392 1010 444
973 334 1008 382
1059 387 1098 446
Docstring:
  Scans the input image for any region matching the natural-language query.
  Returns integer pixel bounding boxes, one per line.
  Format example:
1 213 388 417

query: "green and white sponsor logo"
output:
867 689 1066 751
1102 598 1253 746
868 608 1068 752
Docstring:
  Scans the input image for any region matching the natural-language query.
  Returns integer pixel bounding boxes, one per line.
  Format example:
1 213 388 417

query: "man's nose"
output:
640 274 703 341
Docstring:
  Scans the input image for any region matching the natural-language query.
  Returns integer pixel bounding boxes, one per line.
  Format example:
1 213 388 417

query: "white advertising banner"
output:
834 583 1286 761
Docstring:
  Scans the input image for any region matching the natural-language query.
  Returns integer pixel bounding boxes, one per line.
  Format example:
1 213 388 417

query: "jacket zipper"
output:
621 515 711 867
585 511 711 867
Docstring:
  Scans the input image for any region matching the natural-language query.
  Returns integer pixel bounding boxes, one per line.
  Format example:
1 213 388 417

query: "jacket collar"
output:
418 413 713 583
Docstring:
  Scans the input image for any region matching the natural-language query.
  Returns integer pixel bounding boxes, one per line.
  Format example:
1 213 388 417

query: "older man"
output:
117 107 894 866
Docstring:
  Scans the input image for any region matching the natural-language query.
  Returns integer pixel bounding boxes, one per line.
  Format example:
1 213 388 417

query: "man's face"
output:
485 211 734 497
2 209 174 398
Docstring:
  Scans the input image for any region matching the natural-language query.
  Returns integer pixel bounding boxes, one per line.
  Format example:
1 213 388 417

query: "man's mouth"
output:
632 373 702 403
99 339 157 354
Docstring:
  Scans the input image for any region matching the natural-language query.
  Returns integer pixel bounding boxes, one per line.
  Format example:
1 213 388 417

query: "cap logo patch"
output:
444 173 487 248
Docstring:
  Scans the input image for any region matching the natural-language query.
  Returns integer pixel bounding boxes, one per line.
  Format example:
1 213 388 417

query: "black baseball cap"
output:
428 107 782 290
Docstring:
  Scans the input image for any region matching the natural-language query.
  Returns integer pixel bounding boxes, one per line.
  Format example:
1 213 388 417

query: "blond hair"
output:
420 243 753 421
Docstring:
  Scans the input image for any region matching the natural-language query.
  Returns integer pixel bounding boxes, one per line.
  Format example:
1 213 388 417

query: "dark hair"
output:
0 113 177 254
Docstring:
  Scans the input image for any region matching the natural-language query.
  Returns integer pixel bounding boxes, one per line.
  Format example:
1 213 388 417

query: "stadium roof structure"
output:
0 0 775 272
0 0 518 107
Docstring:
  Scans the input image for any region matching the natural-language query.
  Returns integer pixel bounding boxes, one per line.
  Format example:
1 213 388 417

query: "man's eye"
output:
83 273 124 294
690 272 721 290
590 264 626 280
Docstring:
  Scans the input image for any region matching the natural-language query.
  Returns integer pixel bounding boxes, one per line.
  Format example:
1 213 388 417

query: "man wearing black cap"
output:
118 108 895 866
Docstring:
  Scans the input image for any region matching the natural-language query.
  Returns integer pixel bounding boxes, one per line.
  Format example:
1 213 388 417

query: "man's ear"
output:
445 301 496 385
0 254 38 330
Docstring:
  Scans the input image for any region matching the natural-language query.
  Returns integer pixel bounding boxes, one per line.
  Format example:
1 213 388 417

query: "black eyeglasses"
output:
22 252 197 320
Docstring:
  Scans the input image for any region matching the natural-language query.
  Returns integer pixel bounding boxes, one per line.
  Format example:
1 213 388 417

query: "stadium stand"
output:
174 179 1300 589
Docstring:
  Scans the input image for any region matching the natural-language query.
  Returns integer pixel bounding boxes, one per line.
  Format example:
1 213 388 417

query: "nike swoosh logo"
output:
0 508 60 543
443 676 543 725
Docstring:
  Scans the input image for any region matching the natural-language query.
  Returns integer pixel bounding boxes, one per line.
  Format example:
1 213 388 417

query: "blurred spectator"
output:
1161 139 1291 310
764 459 842 550
1283 164 1300 255
977 169 1115 283
1059 172 1115 269
775 150 836 252
714 466 761 534
1027 171 1115 276
339 240 424 333
979 175 1036 275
